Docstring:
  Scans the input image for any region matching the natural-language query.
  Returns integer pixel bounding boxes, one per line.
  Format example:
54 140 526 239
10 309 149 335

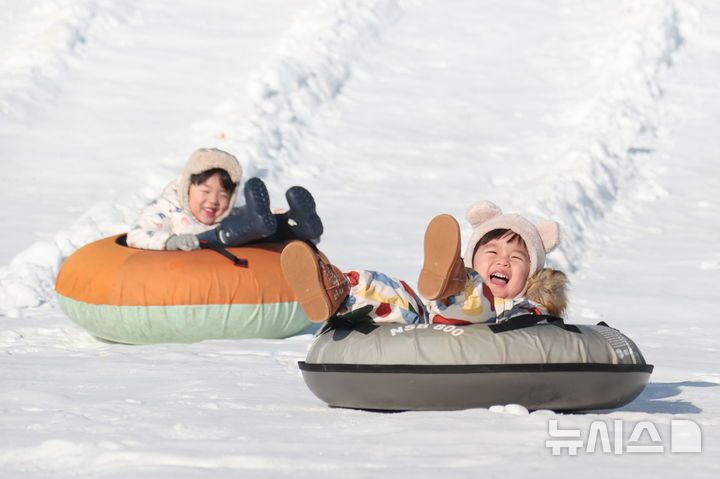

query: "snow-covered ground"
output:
1 0 719 476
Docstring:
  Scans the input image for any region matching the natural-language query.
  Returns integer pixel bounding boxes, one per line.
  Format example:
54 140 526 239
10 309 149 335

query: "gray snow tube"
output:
298 317 653 411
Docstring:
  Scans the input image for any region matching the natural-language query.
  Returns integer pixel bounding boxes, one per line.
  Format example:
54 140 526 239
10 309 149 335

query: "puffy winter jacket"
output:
126 179 238 250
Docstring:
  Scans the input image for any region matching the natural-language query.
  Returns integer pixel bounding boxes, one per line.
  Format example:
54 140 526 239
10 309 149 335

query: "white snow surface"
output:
1 0 719 476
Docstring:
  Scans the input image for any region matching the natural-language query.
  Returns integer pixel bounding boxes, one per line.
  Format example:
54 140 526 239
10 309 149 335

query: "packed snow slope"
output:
1 0 719 477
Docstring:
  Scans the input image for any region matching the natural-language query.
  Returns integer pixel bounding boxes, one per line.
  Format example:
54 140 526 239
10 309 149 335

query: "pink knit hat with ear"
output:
463 201 561 275
177 148 243 223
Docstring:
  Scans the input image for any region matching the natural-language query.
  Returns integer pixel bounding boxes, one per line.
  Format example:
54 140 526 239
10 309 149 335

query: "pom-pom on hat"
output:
463 201 561 276
177 148 243 223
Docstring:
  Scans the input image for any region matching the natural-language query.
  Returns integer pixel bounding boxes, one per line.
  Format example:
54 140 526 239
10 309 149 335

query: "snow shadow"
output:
615 381 718 414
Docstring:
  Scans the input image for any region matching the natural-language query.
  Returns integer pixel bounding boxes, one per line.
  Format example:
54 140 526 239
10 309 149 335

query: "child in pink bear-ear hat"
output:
280 200 569 325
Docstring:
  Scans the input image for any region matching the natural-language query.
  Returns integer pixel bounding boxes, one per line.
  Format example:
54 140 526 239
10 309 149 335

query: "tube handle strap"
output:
199 240 249 268
489 314 579 333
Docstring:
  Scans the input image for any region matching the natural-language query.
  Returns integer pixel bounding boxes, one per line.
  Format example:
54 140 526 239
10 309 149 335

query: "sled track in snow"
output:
0 0 135 122
0 0 697 313
210 0 403 180
0 0 404 313
227 0 694 277
524 1 693 271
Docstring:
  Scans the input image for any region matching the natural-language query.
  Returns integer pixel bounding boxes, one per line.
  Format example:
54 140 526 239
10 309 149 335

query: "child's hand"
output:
166 234 200 251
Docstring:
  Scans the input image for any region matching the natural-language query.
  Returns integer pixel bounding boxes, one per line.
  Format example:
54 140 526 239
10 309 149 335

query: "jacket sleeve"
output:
126 197 175 250
495 297 547 322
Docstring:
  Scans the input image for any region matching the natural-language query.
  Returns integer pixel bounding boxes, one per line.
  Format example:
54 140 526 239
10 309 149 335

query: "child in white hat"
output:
127 148 323 250
281 200 567 324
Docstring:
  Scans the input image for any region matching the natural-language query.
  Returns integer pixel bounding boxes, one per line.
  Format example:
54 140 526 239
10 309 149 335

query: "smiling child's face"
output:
188 173 231 225
472 231 531 299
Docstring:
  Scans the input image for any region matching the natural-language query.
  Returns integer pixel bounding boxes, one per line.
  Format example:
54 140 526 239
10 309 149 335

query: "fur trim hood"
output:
177 148 242 224
525 268 569 318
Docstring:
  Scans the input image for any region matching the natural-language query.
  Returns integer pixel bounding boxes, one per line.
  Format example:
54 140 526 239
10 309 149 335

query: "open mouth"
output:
202 207 218 218
489 272 509 285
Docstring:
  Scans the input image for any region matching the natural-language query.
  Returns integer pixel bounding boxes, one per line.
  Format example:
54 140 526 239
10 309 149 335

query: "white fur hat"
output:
177 148 242 223
463 201 561 275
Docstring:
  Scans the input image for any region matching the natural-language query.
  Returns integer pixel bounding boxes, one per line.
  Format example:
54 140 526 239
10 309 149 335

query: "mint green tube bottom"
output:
56 293 311 344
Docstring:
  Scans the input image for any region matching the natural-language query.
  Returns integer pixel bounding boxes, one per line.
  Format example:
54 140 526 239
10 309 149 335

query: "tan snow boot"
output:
417 214 467 300
280 241 351 323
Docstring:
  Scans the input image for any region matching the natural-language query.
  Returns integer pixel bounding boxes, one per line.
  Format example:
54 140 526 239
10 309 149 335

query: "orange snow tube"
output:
55 235 310 344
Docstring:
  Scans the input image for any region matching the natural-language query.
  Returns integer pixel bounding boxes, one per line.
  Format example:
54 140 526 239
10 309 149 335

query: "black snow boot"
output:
273 186 323 241
197 177 277 246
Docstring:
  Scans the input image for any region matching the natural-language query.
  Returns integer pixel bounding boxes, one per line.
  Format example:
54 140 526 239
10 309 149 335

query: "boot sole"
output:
281 241 334 322
244 178 277 237
417 214 462 299
285 186 324 240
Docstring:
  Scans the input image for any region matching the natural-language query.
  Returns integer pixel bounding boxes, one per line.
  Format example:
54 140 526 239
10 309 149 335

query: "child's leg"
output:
281 241 350 322
344 269 427 324
425 268 496 324
417 214 467 300
199 177 277 246
267 186 324 242
281 186 324 240
416 214 497 324
280 241 426 324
